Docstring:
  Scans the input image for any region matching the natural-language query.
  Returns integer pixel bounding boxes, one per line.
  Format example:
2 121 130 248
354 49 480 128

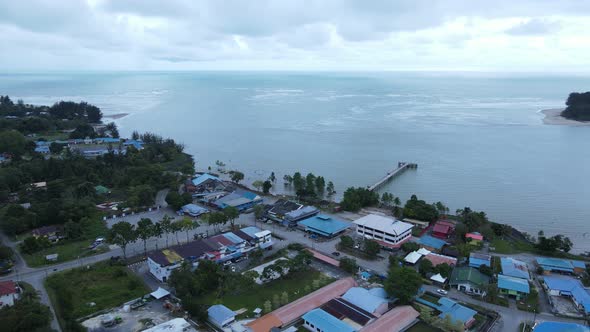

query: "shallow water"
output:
1 71 589 252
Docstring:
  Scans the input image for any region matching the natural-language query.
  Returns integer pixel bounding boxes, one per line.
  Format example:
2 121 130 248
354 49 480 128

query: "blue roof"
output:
241 226 262 238
498 274 530 294
34 146 50 153
536 257 574 272
192 173 220 186
533 322 590 332
208 304 235 324
285 206 319 220
298 215 349 236
544 276 590 313
342 287 388 313
223 232 245 244
419 235 447 250
571 260 588 269
368 287 388 298
469 253 491 268
437 298 476 325
181 204 208 215
501 257 529 279
360 271 372 279
302 309 355 332
95 137 121 143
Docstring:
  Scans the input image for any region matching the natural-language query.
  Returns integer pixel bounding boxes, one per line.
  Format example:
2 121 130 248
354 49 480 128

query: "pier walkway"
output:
368 162 417 191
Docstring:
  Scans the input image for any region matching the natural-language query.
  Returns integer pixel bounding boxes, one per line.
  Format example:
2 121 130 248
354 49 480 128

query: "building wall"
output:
454 282 484 295
148 257 181 282
355 224 412 246
0 293 18 307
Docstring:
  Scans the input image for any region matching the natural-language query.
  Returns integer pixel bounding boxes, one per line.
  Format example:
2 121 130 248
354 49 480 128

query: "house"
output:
178 204 208 217
69 144 126 158
0 281 19 307
208 304 236 329
31 225 64 243
239 226 273 250
533 321 590 332
298 215 349 238
442 247 460 258
536 257 575 274
418 235 447 251
404 251 423 265
469 253 491 269
360 306 419 332
147 240 220 282
570 260 588 275
465 232 483 244
437 298 477 328
266 199 303 222
449 267 490 295
284 206 319 227
341 287 389 315
190 173 227 195
500 257 529 279
213 189 263 211
122 139 144 150
432 221 454 239
543 276 590 314
34 145 50 154
497 274 530 300
423 253 457 267
321 297 376 327
301 308 356 332
354 214 413 249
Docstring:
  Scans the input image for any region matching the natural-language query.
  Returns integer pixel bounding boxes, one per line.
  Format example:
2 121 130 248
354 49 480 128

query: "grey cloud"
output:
505 19 561 36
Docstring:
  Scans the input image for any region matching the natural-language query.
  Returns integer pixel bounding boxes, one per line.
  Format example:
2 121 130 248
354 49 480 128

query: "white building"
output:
354 214 413 248
0 281 20 307
143 318 195 332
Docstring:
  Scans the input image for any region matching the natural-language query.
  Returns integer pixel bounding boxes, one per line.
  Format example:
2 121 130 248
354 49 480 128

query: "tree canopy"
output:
402 195 439 221
340 187 379 212
562 91 590 121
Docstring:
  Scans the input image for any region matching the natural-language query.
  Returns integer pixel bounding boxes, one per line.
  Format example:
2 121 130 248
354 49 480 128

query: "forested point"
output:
561 91 590 121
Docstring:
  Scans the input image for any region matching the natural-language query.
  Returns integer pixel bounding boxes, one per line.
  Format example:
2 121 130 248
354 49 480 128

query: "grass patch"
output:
490 238 515 254
517 287 539 312
419 293 440 305
198 269 334 317
336 244 380 261
45 261 149 324
161 152 194 173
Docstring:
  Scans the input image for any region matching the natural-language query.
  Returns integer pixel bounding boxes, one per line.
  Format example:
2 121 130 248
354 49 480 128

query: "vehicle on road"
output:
331 251 341 256
223 260 232 266
436 289 448 295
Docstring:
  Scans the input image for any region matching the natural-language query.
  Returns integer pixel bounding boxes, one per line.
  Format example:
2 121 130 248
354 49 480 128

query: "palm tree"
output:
171 221 182 245
180 217 195 243
160 215 173 248
152 222 163 250
137 218 154 256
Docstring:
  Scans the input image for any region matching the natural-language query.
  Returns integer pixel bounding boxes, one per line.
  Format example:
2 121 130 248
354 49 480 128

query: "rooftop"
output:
543 276 590 313
341 287 388 314
285 205 319 220
423 253 457 267
241 226 264 238
268 199 302 216
354 214 413 236
404 251 423 264
302 308 355 332
208 304 235 324
536 257 574 271
0 280 17 296
322 298 375 326
533 322 590 332
192 173 220 187
498 274 530 294
147 239 219 266
418 235 447 250
465 232 484 241
501 257 529 279
360 306 419 332
298 215 350 236
143 318 195 332
450 266 490 287
432 222 451 235
437 298 476 325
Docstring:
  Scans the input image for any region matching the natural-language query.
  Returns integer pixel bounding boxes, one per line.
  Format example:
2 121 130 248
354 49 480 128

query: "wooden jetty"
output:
368 162 417 191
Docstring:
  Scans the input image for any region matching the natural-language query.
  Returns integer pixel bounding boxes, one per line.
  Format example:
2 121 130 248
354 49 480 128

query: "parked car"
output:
331 251 341 257
436 289 448 295
223 260 233 266
230 266 236 272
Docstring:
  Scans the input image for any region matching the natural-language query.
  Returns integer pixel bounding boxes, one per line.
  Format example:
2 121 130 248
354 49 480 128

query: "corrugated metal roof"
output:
419 235 447 250
301 309 355 332
208 304 235 324
354 214 413 236
544 276 590 313
341 287 388 314
536 257 574 270
533 322 589 332
501 257 529 279
498 274 530 294
437 298 476 325
192 173 220 186
298 215 350 236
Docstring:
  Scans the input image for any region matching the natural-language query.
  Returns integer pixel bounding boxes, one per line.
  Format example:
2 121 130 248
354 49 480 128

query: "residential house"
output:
543 276 590 314
465 232 484 244
266 199 302 222
239 226 273 250
404 251 423 265
536 257 575 275
31 225 64 243
360 306 420 332
178 204 208 217
432 220 454 239
437 298 477 329
0 281 19 307
208 304 236 329
423 253 457 267
500 257 529 279
354 214 413 249
497 274 530 300
147 240 220 282
213 189 263 212
449 267 490 295
418 235 447 252
469 253 491 269
341 287 390 315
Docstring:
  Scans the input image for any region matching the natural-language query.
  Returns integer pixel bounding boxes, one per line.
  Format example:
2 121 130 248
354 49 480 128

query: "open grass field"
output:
45 261 149 324
198 269 334 316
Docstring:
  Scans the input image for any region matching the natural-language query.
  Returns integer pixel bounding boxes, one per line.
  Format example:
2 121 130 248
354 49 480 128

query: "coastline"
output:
540 108 590 126
103 113 129 120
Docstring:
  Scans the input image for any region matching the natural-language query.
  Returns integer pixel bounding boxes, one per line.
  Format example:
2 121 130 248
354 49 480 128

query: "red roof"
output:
424 253 457 266
432 223 451 235
306 249 340 267
466 232 483 241
362 306 419 332
0 281 17 296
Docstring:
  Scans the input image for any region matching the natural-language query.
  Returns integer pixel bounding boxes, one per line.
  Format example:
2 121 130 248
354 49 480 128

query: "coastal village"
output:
1 97 589 332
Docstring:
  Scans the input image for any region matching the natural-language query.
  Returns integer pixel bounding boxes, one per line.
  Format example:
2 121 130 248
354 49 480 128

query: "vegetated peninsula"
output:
561 91 590 121
541 91 590 126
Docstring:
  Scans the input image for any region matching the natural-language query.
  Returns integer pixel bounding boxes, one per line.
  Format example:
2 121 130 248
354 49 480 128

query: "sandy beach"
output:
540 108 590 126
103 113 129 120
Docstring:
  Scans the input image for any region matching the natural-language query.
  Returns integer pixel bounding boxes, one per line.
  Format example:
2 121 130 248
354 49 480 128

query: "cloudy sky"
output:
2 0 590 72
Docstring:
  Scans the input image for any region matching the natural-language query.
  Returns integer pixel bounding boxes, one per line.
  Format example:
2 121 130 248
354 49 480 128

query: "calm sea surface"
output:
1 72 589 252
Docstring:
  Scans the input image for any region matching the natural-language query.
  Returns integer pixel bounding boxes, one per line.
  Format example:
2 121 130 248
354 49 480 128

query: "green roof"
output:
450 266 490 287
95 185 110 195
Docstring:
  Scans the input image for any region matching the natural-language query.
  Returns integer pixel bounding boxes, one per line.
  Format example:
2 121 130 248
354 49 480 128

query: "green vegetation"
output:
517 286 539 312
561 91 590 121
340 187 379 212
337 236 381 260
339 257 358 274
385 264 422 304
46 261 149 329
283 171 333 200
403 195 439 222
0 282 53 332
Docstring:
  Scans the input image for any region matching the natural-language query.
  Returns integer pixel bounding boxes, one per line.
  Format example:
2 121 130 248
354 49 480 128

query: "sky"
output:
1 0 590 72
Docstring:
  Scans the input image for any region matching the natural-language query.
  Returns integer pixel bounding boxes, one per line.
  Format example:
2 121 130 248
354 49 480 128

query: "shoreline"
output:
103 113 129 120
540 108 590 126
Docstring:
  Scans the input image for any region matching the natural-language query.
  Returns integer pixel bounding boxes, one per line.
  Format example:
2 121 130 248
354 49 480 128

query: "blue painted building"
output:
418 235 447 251
533 322 589 332
297 215 350 237
192 173 221 186
341 287 389 315
536 257 574 274
497 274 530 299
301 308 356 332
208 304 236 328
437 298 477 328
543 276 590 314
469 253 491 268
500 257 529 279
213 189 263 211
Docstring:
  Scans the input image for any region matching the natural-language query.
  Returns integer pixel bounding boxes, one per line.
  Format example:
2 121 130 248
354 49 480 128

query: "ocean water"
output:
1 71 589 252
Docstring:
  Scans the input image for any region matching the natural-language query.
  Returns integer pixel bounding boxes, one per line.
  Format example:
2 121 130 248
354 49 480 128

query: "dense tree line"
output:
402 194 439 221
562 91 590 121
340 187 379 211
0 283 53 332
